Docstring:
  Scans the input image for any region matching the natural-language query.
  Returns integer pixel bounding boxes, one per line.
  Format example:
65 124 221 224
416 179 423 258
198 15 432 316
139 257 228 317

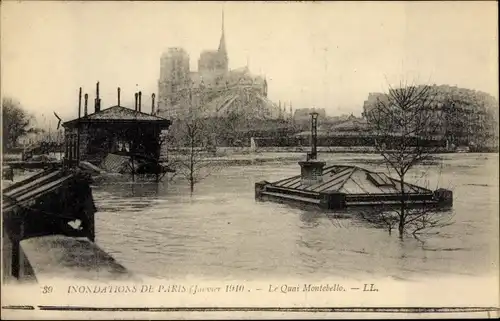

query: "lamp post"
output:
309 111 319 161
299 111 325 186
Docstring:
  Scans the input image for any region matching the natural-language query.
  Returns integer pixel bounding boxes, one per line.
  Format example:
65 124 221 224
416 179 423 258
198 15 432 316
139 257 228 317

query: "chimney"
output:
117 87 121 106
84 93 88 116
138 91 142 112
151 93 156 115
94 81 101 113
134 93 138 111
78 87 82 119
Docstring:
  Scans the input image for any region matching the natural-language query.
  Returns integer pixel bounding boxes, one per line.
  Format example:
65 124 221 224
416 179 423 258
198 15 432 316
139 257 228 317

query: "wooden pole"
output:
84 93 88 116
77 88 82 165
138 91 142 112
151 93 156 115
94 81 101 113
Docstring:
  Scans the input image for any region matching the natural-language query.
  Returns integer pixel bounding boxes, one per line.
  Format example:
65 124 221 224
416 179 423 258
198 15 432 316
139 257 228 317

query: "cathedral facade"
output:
157 13 281 121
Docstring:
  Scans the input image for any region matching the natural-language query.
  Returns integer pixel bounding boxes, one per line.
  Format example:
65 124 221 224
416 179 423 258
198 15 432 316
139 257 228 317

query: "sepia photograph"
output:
1 0 499 319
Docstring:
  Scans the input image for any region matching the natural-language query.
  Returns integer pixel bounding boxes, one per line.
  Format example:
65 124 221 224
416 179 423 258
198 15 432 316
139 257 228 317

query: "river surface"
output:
92 153 499 281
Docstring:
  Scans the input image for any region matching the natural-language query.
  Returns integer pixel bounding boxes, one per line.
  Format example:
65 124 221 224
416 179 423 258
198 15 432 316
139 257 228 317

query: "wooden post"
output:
77 88 82 164
84 93 88 116
151 93 156 115
138 91 142 112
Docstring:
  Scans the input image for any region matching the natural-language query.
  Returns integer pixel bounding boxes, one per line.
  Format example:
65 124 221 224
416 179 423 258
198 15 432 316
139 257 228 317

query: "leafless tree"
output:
168 116 221 194
363 80 455 239
167 89 221 194
1 97 39 150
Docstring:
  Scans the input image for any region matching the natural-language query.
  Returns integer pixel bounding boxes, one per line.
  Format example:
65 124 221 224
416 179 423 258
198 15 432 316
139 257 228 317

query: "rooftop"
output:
271 165 431 195
63 105 171 128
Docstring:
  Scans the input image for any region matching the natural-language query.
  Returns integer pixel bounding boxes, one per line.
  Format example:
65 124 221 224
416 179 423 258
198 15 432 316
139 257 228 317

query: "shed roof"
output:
63 106 171 128
271 165 432 195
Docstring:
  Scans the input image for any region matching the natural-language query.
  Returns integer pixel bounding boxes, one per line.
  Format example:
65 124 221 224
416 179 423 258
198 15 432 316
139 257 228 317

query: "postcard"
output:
1 1 499 319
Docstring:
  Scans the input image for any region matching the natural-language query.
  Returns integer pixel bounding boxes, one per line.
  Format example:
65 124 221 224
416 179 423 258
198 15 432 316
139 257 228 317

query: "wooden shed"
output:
62 84 172 175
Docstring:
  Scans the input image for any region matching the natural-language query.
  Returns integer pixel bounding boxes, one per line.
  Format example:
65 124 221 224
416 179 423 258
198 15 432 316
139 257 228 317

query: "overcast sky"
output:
2 1 498 126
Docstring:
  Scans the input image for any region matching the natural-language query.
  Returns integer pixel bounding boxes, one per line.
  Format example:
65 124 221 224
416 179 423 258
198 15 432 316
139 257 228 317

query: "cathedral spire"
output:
218 9 227 57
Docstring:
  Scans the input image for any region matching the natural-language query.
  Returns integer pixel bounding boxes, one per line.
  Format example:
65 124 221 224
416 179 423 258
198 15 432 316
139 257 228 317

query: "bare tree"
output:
168 116 221 194
167 88 221 194
1 97 38 150
364 81 454 239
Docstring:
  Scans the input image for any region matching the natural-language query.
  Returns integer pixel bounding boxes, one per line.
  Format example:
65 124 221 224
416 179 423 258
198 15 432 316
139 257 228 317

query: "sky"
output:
1 1 498 128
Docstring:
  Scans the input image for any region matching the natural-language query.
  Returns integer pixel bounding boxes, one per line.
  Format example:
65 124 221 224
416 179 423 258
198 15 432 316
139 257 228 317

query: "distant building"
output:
158 11 280 120
158 48 191 112
293 108 327 122
328 114 369 132
362 84 499 147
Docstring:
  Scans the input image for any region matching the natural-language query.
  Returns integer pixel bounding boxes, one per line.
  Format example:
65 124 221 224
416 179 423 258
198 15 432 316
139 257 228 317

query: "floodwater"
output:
92 153 499 281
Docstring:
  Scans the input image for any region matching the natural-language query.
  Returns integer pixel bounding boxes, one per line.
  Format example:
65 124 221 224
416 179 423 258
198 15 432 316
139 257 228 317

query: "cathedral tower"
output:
217 9 228 71
198 10 229 74
158 47 190 118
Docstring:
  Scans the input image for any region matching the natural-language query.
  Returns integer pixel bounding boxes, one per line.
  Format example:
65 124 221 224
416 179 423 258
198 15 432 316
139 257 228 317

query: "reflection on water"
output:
92 153 499 281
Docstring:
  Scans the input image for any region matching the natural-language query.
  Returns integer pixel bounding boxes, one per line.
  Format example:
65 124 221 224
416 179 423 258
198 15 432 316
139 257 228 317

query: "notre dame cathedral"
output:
157 12 285 121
